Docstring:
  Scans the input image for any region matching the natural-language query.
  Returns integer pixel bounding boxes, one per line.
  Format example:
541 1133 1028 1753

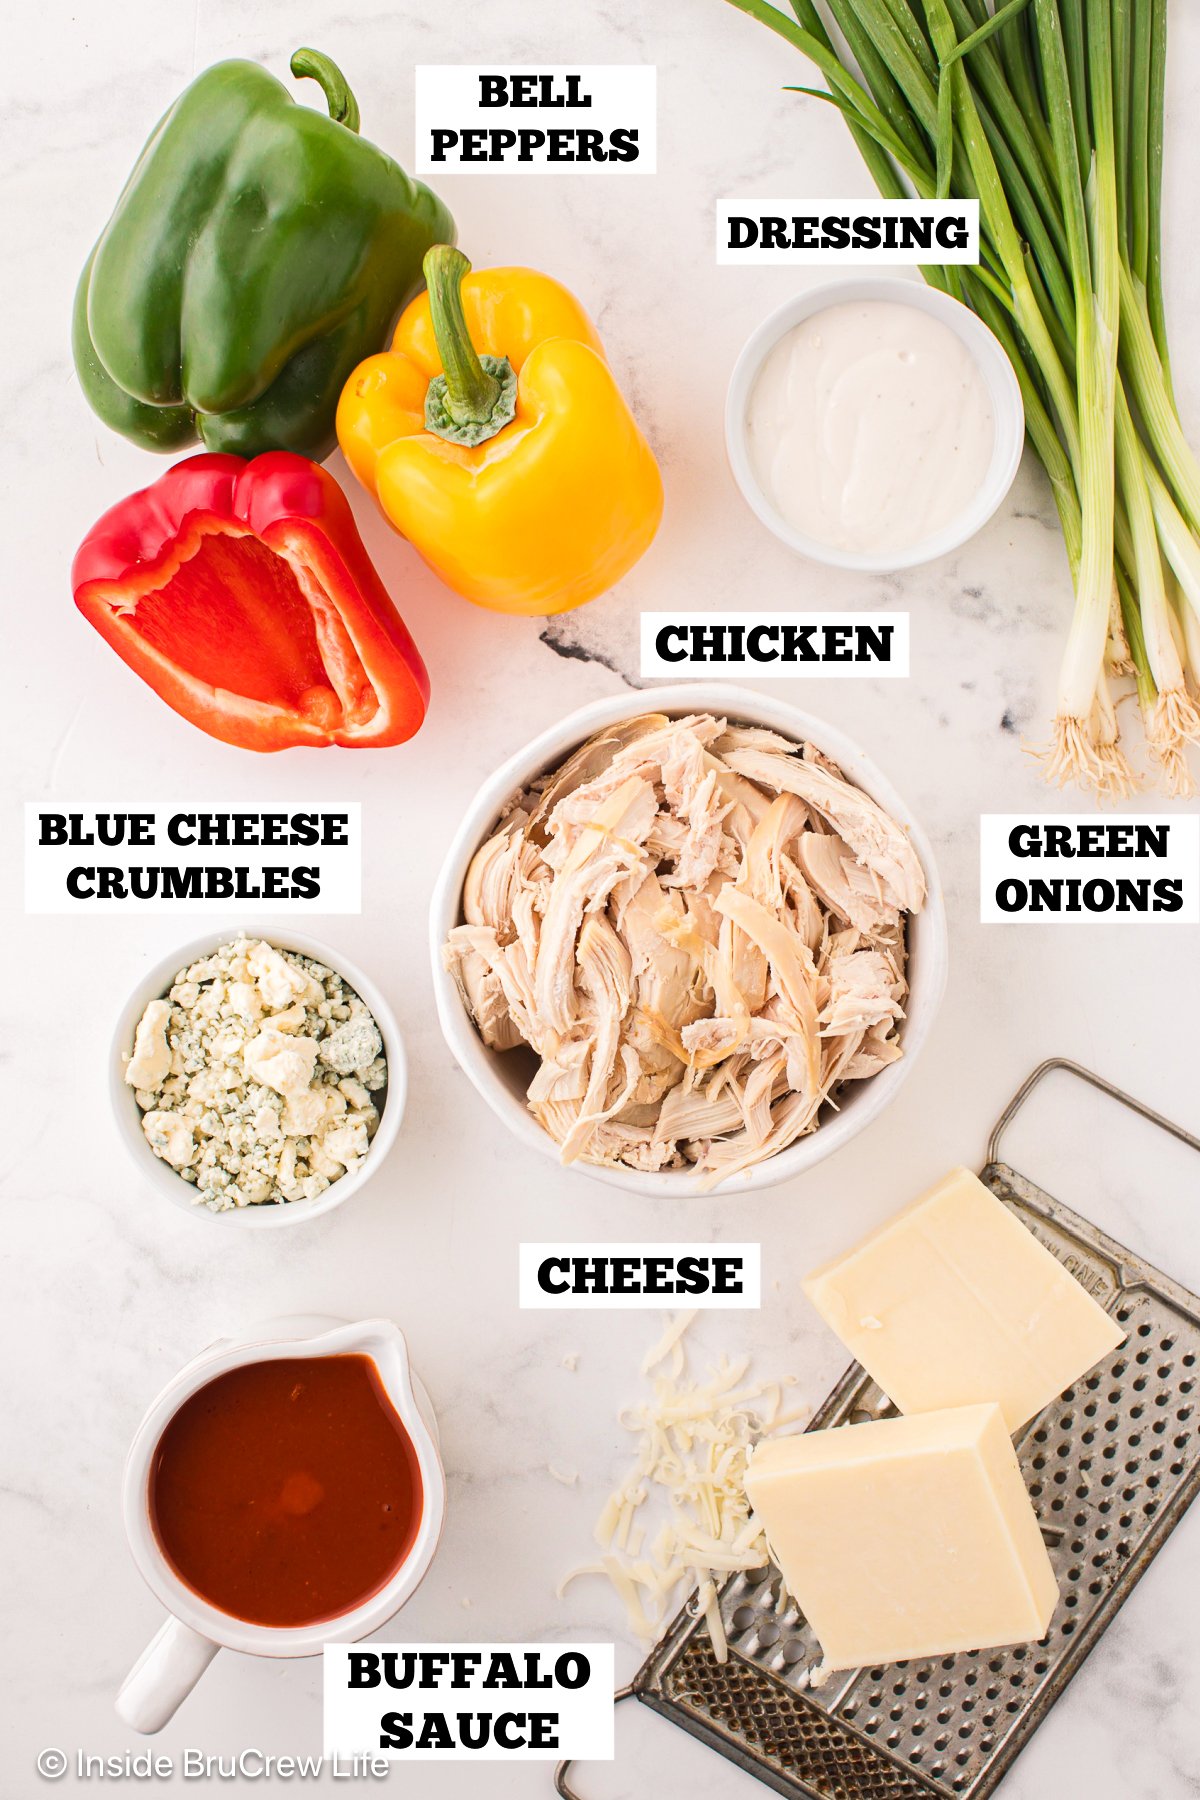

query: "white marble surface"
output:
4 3 1200 1797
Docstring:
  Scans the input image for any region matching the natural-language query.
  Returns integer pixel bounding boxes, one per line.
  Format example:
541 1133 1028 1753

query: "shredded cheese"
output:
560 1311 805 1660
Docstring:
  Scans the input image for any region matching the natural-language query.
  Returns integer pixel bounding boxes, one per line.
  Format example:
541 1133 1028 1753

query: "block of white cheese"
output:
744 1405 1058 1671
803 1167 1124 1431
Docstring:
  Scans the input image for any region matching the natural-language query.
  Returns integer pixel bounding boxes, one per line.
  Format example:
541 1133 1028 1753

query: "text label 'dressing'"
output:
717 198 979 265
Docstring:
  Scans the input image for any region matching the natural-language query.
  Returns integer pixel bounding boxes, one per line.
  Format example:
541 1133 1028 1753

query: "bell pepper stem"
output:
289 48 361 134
422 246 517 447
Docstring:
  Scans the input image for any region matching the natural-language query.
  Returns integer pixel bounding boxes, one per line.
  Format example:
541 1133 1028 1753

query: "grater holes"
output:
702 1266 1199 1800
664 1637 936 1800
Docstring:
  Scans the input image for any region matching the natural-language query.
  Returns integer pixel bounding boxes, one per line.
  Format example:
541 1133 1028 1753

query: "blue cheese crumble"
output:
125 937 386 1210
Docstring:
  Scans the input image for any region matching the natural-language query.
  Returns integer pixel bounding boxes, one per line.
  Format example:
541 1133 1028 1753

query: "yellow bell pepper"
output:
336 247 663 615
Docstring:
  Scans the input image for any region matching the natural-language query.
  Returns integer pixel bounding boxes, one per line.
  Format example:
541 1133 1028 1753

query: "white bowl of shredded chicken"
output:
431 686 946 1196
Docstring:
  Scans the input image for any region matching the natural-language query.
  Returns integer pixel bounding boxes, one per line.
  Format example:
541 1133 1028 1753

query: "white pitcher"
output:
117 1314 445 1733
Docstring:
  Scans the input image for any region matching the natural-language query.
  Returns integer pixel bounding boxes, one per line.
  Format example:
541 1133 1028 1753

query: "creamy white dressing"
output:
745 299 995 555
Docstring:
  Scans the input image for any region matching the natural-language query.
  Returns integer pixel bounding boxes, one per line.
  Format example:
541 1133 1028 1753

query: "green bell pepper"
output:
73 48 454 460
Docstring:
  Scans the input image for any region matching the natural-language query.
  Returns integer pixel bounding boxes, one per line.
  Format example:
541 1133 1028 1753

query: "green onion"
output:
724 0 1200 796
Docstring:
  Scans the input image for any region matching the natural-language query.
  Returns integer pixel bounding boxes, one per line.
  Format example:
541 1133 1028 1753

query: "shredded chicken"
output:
444 713 925 1187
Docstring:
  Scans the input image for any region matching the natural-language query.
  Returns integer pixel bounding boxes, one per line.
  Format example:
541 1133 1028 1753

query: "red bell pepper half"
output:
72 452 429 751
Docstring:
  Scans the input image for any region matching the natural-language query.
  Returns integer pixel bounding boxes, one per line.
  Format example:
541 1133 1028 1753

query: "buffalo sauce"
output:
149 1354 423 1628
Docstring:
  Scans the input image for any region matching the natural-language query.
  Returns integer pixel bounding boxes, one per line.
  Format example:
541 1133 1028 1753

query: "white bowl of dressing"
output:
725 276 1024 572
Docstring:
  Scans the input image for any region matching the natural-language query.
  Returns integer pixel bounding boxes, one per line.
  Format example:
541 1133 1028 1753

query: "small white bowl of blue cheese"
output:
111 931 405 1227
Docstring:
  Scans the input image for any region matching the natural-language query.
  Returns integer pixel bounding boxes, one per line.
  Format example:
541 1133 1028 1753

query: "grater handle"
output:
555 1687 634 1799
987 1057 1200 1170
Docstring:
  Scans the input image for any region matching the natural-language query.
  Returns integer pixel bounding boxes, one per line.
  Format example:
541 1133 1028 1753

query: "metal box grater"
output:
555 1061 1200 1800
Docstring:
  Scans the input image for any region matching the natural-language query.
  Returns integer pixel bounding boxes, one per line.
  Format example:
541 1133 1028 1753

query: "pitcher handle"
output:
116 1618 219 1734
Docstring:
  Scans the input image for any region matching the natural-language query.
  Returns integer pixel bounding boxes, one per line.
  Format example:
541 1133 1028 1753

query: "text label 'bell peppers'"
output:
336 247 664 615
73 50 454 461
73 453 430 752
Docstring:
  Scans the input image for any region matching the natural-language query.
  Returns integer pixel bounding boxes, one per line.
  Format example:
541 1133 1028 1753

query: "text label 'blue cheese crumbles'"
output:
124 937 386 1210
